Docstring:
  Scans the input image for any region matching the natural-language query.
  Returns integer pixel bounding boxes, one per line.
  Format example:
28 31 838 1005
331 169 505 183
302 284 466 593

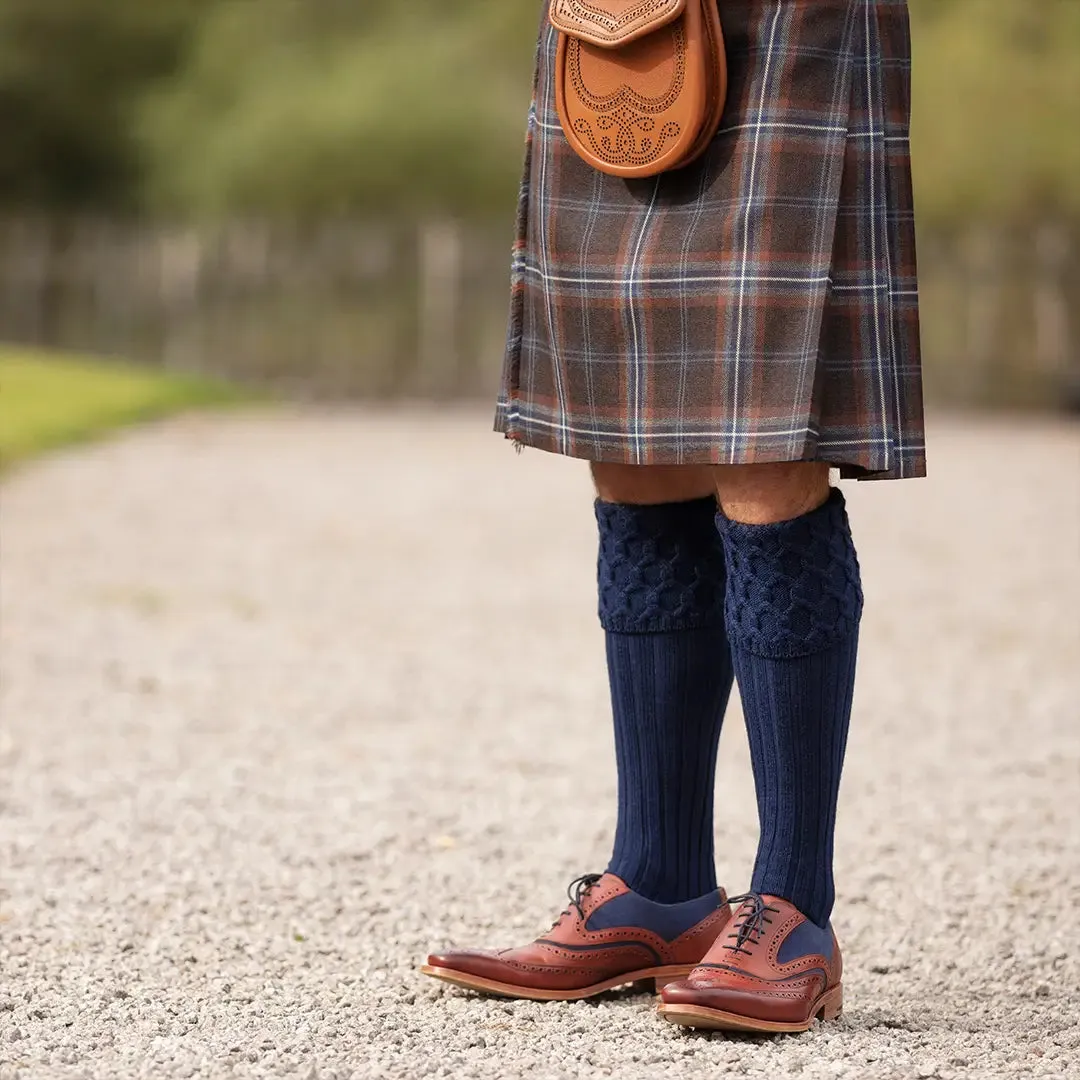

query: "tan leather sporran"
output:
551 0 728 178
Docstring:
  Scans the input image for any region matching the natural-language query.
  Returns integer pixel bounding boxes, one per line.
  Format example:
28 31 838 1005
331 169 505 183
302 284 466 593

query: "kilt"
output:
495 0 926 480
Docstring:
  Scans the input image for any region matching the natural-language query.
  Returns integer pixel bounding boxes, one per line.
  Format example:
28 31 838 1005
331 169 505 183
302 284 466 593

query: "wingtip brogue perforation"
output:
422 873 730 1002
658 893 844 1033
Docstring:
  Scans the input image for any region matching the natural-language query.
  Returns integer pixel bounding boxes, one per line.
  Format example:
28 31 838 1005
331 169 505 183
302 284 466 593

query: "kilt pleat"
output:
495 0 926 480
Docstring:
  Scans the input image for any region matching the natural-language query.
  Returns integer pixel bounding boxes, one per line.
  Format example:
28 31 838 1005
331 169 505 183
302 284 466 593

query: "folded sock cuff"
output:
596 497 727 633
717 488 864 658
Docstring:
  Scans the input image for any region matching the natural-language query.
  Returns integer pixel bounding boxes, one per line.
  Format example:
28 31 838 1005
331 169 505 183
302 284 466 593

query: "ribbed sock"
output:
716 488 863 928
597 497 735 905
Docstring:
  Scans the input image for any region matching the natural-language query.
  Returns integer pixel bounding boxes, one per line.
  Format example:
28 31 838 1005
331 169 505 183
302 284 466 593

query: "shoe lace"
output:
721 892 781 957
551 873 603 926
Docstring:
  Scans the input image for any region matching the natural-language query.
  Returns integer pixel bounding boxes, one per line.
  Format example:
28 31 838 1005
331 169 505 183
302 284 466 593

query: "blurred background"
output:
2 7 1079 1077
0 0 1078 435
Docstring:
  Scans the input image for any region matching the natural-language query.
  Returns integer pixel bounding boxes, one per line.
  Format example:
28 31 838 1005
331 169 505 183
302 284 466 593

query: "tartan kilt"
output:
495 0 926 480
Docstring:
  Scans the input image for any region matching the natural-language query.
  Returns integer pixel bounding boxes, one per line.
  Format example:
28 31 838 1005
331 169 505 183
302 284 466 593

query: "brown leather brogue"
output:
422 873 730 1001
659 893 843 1033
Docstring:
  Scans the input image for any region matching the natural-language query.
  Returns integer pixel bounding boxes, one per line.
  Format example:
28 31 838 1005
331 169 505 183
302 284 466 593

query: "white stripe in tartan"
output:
676 142 714 451
578 147 605 461
502 408 925 454
536 117 909 144
534 20 570 456
789 0 857 465
523 265 833 287
862 0 891 474
627 180 661 465
730 0 784 462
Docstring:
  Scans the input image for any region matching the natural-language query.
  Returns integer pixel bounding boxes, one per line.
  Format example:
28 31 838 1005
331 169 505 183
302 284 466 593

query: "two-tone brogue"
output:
423 873 730 1002
659 892 843 1033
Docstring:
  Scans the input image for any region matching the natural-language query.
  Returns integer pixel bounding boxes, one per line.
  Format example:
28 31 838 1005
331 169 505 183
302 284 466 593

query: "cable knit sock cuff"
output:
717 488 864 658
596 497 727 633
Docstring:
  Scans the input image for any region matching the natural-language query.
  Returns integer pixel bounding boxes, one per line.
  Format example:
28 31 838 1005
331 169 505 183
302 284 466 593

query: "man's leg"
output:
656 463 857 1030
591 464 736 904
713 463 861 927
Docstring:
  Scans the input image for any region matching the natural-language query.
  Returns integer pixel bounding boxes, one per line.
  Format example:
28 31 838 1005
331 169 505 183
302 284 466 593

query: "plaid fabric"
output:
495 0 926 480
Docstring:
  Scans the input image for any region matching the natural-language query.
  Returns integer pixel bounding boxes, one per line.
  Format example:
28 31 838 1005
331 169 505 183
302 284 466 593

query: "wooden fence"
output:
0 217 1077 407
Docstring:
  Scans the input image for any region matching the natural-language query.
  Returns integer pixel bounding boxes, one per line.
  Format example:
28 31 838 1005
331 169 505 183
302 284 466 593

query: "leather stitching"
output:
689 972 826 998
547 921 675 961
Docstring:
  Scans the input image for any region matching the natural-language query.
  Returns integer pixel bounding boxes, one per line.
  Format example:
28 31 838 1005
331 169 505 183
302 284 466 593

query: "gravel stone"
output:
1 409 1078 1080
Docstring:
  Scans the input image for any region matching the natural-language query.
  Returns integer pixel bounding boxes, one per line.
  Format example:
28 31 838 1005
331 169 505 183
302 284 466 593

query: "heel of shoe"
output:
631 976 683 994
638 965 695 995
818 983 843 1022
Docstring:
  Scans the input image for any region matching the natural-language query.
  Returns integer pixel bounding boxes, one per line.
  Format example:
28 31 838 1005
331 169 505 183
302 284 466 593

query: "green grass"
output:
0 347 245 470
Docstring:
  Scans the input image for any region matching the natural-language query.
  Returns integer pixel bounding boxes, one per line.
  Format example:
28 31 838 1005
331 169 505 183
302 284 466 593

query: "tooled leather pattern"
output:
551 0 685 46
565 28 687 168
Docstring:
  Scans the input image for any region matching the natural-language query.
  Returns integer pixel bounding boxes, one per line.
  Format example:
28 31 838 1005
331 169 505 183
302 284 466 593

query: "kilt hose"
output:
495 0 926 480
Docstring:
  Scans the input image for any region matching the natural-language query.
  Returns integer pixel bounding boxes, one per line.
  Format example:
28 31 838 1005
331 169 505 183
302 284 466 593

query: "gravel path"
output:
1 410 1078 1080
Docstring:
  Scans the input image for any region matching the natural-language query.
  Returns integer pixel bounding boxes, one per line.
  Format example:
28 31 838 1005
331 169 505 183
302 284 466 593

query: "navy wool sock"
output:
597 498 735 905
717 488 863 928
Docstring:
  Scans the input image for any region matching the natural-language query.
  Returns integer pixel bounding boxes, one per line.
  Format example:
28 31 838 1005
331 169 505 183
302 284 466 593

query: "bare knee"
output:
591 463 716 505
713 462 831 525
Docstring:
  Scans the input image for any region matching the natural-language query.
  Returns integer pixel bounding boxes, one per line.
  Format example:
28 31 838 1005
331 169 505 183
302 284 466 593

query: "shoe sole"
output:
420 964 694 1002
658 983 844 1034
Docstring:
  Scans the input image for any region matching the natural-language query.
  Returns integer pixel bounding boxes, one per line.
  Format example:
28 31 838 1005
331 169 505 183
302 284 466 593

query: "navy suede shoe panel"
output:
776 915 835 964
586 889 721 943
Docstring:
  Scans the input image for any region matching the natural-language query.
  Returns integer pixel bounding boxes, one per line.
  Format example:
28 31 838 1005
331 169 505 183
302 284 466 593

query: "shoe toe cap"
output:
661 978 815 1026
660 978 714 1006
426 950 493 972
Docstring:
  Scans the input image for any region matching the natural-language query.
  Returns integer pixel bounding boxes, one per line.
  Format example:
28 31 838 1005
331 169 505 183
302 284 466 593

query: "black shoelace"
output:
554 873 603 925
721 892 781 957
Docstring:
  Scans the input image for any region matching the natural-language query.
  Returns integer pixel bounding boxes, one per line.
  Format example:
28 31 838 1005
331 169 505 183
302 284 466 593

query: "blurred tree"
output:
0 0 214 209
139 0 539 220
910 0 1080 226
139 0 1080 223
1 0 1077 224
